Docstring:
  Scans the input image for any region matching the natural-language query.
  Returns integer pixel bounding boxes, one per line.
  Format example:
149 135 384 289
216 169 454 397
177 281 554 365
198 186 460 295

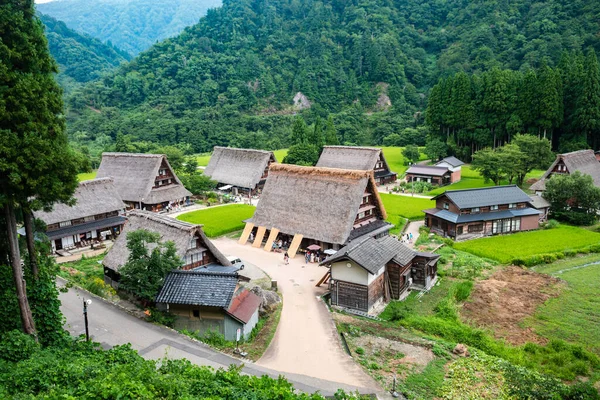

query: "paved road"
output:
58 279 376 396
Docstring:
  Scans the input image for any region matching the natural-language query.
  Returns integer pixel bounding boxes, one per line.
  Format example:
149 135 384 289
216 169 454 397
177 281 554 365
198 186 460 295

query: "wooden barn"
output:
423 186 541 240
103 210 232 288
155 270 261 341
35 178 127 253
204 147 277 194
316 146 397 185
530 149 600 195
96 152 191 212
321 236 439 314
238 164 392 257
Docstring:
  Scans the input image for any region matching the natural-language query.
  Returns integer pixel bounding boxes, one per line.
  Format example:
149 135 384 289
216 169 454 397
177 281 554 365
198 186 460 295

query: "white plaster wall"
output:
331 261 368 285
436 161 461 172
367 265 385 285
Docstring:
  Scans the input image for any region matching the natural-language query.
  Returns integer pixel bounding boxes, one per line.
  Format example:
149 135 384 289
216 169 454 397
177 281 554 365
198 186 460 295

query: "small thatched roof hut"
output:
103 211 231 274
96 152 191 207
531 149 600 192
316 146 397 185
204 147 277 190
247 164 389 245
35 178 126 226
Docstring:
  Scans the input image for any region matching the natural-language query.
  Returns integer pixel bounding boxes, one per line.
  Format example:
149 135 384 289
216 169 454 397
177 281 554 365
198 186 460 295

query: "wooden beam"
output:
263 228 280 252
316 270 331 287
252 226 267 248
287 234 303 258
238 222 254 245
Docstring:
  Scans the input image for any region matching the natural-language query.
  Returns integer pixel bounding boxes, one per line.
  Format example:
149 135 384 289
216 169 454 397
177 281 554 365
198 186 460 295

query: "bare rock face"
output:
293 92 311 110
250 285 281 315
453 343 470 357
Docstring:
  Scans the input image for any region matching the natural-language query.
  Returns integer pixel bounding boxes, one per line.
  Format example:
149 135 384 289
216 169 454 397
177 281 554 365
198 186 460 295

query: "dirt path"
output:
403 221 424 249
212 237 380 391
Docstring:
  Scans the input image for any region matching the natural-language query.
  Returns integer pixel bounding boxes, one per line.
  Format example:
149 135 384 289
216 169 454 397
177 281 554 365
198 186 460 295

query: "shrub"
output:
454 281 473 302
0 330 40 362
201 329 231 348
542 219 560 229
147 309 176 328
434 298 458 321
355 347 365 355
386 302 413 321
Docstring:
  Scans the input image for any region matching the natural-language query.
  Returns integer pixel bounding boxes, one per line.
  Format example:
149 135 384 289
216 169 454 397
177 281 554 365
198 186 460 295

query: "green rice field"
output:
454 225 600 264
77 170 97 181
176 204 255 237
380 193 434 221
529 254 600 355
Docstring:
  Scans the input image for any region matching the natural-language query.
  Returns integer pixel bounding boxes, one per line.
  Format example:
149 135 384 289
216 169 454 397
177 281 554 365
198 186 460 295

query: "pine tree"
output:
291 116 308 145
324 115 339 145
536 65 563 139
576 48 600 149
0 0 79 338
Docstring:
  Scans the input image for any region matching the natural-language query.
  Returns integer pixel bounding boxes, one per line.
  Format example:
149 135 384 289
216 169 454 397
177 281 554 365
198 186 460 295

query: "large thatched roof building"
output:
239 164 392 257
35 178 126 253
96 152 191 212
316 146 397 185
530 149 600 194
103 210 231 287
204 147 277 193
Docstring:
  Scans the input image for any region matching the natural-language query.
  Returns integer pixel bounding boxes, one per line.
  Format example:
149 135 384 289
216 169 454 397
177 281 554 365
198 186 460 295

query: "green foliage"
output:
176 204 256 237
436 247 495 280
424 137 448 162
544 171 600 225
58 254 116 298
0 330 40 362
179 173 217 195
402 145 420 165
283 143 320 166
119 230 183 302
453 281 474 302
354 347 365 355
380 193 435 221
454 225 600 264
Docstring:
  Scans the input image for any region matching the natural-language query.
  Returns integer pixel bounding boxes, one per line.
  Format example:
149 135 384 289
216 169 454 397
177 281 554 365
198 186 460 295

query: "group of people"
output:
304 250 324 264
401 232 414 244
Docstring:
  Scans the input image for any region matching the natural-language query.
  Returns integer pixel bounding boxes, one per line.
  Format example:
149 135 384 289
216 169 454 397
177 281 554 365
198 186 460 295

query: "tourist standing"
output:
284 252 289 265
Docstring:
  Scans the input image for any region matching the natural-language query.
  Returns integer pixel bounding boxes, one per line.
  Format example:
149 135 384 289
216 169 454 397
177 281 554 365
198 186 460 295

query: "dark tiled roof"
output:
322 235 416 274
406 165 450 177
226 289 261 324
347 219 393 242
425 207 540 224
435 185 532 209
155 270 238 307
437 156 464 167
529 195 551 209
45 216 126 240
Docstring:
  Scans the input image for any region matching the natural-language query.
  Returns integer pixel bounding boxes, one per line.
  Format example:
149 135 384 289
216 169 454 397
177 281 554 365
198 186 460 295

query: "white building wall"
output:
436 161 461 173
242 309 259 339
367 265 385 285
331 261 369 285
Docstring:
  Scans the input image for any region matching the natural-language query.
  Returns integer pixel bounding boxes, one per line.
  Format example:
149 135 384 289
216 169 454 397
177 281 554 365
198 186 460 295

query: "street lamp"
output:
83 298 92 341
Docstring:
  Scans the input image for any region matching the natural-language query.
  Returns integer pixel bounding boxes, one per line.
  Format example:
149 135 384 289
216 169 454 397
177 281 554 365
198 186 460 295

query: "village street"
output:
212 237 380 390
58 279 380 396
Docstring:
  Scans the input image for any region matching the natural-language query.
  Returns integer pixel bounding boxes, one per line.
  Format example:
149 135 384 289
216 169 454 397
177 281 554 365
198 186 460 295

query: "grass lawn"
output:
195 153 212 166
77 170 97 181
454 225 600 264
380 193 434 221
529 254 600 355
272 149 288 161
176 204 255 237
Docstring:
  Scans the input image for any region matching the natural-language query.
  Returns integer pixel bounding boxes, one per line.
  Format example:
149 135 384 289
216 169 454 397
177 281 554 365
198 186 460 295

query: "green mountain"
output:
37 0 222 55
40 13 130 92
66 0 600 155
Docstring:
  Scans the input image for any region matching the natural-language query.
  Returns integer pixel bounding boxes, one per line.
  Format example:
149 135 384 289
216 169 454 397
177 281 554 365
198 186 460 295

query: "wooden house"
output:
35 178 126 253
96 152 192 212
423 186 541 240
204 147 277 195
530 149 600 195
155 270 261 341
434 156 464 183
321 236 439 314
103 210 231 288
238 164 392 257
316 146 397 185
405 156 464 186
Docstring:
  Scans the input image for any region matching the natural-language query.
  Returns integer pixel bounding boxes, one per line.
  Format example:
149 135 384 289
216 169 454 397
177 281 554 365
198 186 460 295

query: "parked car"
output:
226 255 245 270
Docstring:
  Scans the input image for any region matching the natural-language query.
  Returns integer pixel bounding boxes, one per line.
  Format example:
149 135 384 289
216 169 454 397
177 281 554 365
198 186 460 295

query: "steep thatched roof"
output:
35 178 126 225
316 146 392 172
247 164 387 245
204 147 276 189
96 153 191 203
530 150 600 191
103 210 230 272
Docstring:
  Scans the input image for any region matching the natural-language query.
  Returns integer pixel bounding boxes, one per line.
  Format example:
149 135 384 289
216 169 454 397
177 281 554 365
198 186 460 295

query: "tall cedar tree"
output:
577 48 600 149
0 0 79 337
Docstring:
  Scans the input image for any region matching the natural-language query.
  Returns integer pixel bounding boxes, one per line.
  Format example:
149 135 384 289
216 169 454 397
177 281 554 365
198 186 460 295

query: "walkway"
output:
403 221 424 249
212 238 380 391
58 279 378 396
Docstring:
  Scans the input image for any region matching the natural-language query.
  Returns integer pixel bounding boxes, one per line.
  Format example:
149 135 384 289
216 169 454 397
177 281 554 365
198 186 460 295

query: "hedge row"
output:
512 244 600 267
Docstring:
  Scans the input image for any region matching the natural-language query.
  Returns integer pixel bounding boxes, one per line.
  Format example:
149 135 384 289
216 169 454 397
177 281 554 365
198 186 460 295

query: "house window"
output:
491 205 498 211
159 169 166 175
503 219 511 232
357 212 366 219
59 221 72 227
443 202 449 210
376 162 383 169
468 224 483 233
508 203 516 209
512 218 521 231
457 226 463 235
432 219 439 227
192 310 200 318
363 195 370 204
471 207 480 213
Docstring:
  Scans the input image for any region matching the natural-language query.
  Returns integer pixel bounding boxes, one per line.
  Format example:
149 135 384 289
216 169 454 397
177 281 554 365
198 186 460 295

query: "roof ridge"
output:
214 146 273 155
323 145 380 152
445 184 518 194
170 270 238 277
270 164 372 179
128 210 201 230
561 149 594 156
102 152 164 158
79 177 114 186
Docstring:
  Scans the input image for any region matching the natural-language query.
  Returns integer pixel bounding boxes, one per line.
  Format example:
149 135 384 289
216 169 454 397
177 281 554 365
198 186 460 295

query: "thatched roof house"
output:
103 210 231 287
96 152 191 211
204 147 277 192
240 164 392 256
316 146 397 185
531 149 600 193
35 178 127 252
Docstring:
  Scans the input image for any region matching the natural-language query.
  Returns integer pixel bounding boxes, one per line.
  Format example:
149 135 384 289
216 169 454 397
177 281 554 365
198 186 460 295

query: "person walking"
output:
409 232 413 243
284 252 289 265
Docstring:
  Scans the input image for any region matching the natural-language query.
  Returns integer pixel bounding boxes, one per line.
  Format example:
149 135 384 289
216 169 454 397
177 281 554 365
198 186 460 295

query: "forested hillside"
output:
66 0 600 156
37 0 222 55
40 13 130 93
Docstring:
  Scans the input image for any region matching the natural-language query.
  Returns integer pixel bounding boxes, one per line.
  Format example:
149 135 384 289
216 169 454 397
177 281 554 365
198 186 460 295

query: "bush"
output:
454 281 473 302
541 219 560 229
147 309 176 328
355 347 365 355
0 330 40 362
386 302 413 322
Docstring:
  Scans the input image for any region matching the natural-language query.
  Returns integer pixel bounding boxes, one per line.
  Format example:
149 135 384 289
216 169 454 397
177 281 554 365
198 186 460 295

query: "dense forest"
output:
64 0 600 158
39 13 130 93
37 0 222 55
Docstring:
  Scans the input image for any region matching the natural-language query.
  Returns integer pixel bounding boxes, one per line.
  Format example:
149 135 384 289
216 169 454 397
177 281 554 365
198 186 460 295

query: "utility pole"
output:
83 298 92 341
